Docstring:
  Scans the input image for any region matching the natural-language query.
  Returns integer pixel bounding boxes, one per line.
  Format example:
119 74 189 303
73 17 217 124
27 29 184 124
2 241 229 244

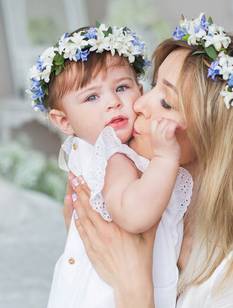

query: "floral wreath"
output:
173 13 233 109
27 23 150 112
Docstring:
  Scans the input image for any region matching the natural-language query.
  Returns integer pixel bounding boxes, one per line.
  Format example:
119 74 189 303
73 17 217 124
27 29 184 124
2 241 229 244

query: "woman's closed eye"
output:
116 84 129 92
151 80 157 88
160 99 172 110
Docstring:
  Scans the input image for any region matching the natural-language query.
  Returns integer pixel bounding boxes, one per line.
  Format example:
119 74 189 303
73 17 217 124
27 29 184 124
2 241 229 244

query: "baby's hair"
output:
47 26 139 111
27 24 148 112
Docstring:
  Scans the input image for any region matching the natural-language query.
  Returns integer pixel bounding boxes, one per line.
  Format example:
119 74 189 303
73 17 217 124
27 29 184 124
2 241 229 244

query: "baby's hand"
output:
150 118 184 162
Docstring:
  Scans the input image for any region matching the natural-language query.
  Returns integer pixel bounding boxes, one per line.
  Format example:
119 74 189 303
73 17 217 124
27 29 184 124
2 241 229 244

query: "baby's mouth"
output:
106 116 129 129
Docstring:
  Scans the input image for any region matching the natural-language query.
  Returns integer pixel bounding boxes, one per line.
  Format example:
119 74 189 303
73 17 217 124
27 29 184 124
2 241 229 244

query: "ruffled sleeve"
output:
87 126 149 222
58 136 74 172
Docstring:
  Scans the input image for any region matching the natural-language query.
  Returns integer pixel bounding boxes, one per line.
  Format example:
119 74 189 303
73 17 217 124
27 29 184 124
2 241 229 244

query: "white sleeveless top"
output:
47 127 193 308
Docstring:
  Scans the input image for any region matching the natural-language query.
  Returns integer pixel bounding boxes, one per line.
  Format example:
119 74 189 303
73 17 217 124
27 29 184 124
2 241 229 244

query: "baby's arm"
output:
103 118 182 234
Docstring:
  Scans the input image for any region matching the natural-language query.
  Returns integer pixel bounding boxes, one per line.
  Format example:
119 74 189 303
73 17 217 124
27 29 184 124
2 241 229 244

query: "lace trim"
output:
89 127 148 221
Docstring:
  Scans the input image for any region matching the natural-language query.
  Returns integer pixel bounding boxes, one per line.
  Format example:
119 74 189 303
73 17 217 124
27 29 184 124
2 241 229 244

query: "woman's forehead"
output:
157 49 189 85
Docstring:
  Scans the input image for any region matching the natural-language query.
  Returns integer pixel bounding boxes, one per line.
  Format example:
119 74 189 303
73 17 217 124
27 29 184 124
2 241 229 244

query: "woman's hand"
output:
63 173 76 230
66 176 156 308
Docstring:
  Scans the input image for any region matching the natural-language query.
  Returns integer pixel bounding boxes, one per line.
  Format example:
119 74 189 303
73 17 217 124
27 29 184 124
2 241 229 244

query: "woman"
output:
64 14 233 307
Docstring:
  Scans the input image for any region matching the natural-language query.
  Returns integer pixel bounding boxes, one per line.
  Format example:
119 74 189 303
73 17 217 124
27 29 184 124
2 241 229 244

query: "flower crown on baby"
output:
173 13 233 109
27 23 150 112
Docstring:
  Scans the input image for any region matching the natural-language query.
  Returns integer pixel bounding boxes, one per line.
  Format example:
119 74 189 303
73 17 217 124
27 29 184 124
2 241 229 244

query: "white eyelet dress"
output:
47 126 193 308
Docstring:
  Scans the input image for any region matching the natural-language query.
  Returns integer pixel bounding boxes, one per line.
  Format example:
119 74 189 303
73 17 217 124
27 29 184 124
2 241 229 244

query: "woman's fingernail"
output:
74 210 79 220
72 192 78 202
72 177 79 188
78 176 85 184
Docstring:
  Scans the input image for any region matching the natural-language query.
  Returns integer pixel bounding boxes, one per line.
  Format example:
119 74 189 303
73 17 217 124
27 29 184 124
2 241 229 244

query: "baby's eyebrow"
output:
115 77 134 83
76 85 101 95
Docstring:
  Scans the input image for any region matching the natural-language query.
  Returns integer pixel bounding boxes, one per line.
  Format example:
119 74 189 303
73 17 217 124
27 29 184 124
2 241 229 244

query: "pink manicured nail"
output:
72 178 79 188
78 176 85 184
72 192 78 202
73 210 79 220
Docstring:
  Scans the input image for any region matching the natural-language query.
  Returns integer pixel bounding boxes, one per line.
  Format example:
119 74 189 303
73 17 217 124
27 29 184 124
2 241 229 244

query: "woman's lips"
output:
107 116 128 129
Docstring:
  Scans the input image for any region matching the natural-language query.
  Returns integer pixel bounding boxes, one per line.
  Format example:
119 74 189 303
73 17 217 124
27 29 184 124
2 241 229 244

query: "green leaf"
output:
208 16 213 25
182 34 189 42
44 88 49 95
55 66 63 76
96 20 101 28
204 45 218 60
53 54 64 65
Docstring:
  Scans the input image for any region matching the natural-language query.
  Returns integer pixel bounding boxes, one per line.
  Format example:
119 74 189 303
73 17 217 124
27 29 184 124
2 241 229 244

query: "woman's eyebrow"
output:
162 78 178 94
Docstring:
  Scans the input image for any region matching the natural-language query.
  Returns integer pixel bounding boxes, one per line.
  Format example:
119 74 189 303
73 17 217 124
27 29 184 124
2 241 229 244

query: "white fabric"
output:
47 126 193 308
177 251 233 308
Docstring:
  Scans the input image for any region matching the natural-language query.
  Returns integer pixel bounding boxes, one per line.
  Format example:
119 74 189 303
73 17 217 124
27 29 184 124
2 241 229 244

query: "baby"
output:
28 24 193 308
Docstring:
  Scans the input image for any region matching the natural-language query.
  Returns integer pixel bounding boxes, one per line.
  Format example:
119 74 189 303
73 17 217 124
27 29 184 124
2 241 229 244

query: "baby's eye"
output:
160 99 172 110
85 94 98 102
116 85 129 92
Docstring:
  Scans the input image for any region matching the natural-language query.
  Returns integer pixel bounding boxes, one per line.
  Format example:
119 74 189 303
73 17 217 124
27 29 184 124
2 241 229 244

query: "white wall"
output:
0 7 14 97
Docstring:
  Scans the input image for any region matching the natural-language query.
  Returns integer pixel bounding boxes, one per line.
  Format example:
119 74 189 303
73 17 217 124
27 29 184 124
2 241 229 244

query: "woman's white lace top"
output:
47 126 193 308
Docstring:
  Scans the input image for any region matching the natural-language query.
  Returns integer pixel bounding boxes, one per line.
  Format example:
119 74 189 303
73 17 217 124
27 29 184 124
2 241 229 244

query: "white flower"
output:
89 33 111 53
221 87 233 109
40 47 56 66
29 65 40 80
70 32 88 48
218 52 233 80
204 25 231 51
40 64 52 82
62 41 79 60
186 22 206 45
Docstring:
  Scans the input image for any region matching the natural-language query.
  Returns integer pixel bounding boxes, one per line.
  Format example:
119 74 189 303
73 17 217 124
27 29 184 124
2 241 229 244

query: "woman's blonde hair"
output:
153 37 233 293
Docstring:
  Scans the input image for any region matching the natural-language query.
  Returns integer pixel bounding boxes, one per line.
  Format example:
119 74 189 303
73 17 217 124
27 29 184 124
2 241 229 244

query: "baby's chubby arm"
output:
103 118 183 234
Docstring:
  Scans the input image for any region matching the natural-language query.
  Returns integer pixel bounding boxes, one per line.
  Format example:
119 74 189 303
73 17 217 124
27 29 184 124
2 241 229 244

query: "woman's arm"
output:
65 177 156 308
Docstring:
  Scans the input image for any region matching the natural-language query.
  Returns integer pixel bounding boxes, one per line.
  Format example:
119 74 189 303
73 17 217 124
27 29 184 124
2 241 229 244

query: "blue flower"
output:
36 57 46 72
33 102 47 112
84 28 97 39
207 60 220 80
131 35 145 50
144 59 151 68
30 80 45 101
200 14 209 31
228 74 233 87
75 49 90 61
173 26 187 40
31 78 41 89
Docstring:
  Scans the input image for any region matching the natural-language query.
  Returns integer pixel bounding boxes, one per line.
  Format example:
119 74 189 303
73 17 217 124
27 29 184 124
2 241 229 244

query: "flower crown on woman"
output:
173 13 233 109
27 23 150 112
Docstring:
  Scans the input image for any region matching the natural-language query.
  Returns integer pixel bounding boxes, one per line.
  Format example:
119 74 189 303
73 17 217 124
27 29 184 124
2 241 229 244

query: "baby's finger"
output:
150 119 159 135
164 122 178 139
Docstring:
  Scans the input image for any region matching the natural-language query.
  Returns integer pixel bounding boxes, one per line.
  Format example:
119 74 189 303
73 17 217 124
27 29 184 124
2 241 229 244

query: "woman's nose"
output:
134 93 150 117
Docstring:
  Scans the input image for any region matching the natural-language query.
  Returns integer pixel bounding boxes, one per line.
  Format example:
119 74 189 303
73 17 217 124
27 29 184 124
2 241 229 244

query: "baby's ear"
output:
49 109 74 135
